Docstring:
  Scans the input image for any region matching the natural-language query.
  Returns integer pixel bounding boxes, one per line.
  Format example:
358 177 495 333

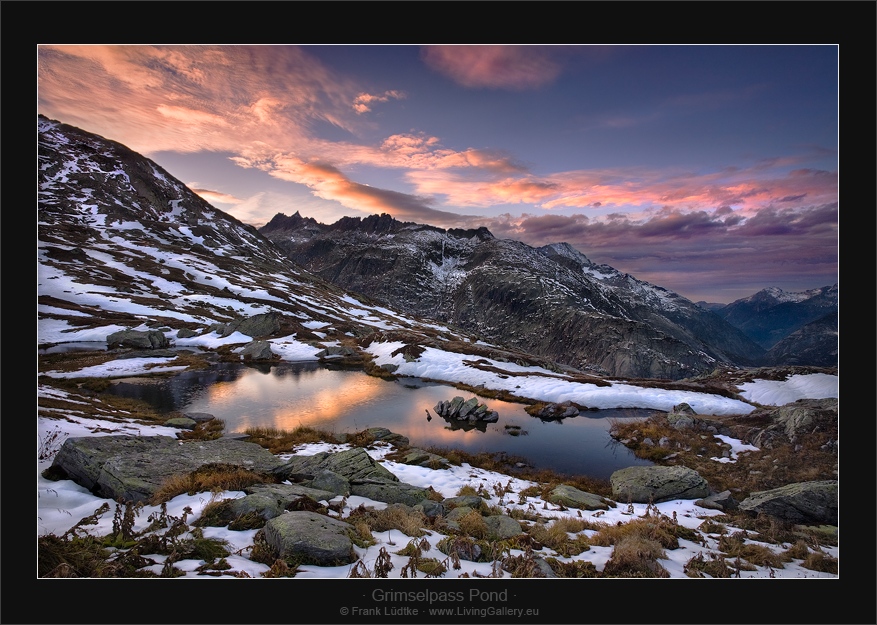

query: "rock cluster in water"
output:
433 396 499 423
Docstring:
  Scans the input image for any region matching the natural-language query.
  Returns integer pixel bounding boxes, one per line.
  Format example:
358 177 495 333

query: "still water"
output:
108 362 654 480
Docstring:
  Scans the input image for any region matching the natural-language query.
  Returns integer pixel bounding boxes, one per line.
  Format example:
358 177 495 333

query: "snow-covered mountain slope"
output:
38 116 478 354
262 213 766 380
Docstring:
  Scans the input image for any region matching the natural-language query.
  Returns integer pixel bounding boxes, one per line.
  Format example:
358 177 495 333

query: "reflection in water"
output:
107 362 654 480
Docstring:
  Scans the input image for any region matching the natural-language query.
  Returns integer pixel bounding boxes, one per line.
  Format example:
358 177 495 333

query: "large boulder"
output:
46 435 283 502
738 480 837 525
219 312 284 338
262 511 356 566
548 484 611 510
106 329 169 350
610 465 710 503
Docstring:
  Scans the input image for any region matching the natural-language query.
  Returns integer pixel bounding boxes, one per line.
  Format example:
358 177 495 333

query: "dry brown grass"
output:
780 540 811 562
609 412 837 499
177 418 225 441
150 464 276 504
243 425 337 454
456 510 489 540
589 517 681 550
524 519 591 557
684 551 732 578
802 551 838 574
602 534 669 578
346 504 428 538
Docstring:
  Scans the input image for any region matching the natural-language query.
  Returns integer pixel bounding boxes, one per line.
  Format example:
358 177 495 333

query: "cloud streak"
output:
420 45 563 90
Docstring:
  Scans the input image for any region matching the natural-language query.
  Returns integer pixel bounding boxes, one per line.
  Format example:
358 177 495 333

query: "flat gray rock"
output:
548 484 610 510
48 435 283 503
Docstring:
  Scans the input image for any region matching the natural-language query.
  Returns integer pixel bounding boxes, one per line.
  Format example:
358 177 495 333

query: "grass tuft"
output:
150 463 277 504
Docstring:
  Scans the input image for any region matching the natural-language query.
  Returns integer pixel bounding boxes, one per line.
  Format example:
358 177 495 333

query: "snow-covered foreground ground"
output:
38 336 839 580
37 418 838 580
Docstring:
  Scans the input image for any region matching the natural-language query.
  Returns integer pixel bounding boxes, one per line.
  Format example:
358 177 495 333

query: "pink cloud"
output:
421 45 562 90
353 90 405 114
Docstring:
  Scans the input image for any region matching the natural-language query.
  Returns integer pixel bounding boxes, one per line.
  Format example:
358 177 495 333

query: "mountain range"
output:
38 115 838 380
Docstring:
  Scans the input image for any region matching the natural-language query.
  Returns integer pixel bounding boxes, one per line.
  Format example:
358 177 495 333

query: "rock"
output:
444 506 477 532
525 401 580 420
219 312 283 339
610 465 711 503
239 340 274 360
533 557 557 578
672 402 696 415
245 483 337 503
438 536 483 562
396 448 451 469
307 469 350 497
435 397 499 424
738 480 837 525
220 485 333 525
414 499 446 519
667 413 697 430
274 447 398 484
106 329 169 350
227 493 287 522
548 484 610 510
177 328 197 339
458 397 480 418
442 495 487 512
350 480 431 506
183 412 216 423
695 490 739 511
315 345 358 358
483 514 524 540
46 435 283 503
262 511 356 566
363 427 409 446
741 399 837 449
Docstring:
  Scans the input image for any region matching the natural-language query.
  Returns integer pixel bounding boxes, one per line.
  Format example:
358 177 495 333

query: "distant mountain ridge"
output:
710 285 838 350
262 212 769 379
38 114 835 380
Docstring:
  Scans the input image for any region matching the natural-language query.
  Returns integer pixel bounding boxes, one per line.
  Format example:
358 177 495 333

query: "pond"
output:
107 361 655 481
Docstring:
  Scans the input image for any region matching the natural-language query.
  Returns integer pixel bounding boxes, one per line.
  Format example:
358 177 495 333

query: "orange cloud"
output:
421 45 562 90
188 187 242 205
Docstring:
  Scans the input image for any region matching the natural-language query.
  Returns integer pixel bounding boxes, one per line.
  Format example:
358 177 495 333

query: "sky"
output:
36 44 838 303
